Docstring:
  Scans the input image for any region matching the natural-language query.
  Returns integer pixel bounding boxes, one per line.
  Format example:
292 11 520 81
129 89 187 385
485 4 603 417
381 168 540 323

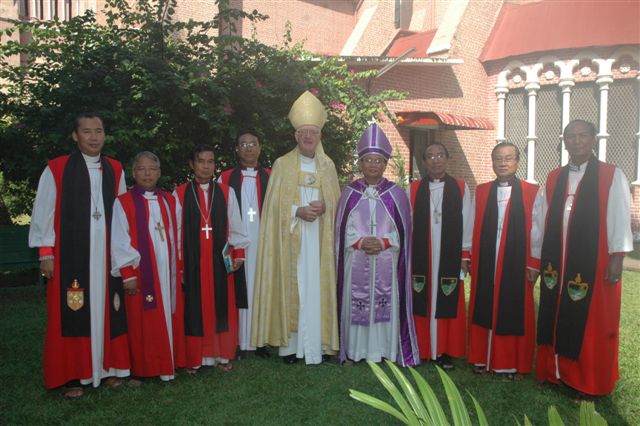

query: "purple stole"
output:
335 178 420 366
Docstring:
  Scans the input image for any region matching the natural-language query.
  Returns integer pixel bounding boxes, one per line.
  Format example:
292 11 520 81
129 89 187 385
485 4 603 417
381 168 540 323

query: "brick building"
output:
4 0 640 231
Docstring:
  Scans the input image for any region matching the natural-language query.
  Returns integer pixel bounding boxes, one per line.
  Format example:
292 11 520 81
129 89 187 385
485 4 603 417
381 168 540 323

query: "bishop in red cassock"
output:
218 130 270 356
29 114 129 397
467 142 539 378
532 120 633 397
173 144 249 372
409 142 473 370
111 151 179 382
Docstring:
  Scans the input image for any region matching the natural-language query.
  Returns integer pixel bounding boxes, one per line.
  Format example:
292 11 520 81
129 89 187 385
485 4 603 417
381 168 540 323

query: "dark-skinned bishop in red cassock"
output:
173 144 249 373
218 130 270 354
532 120 633 397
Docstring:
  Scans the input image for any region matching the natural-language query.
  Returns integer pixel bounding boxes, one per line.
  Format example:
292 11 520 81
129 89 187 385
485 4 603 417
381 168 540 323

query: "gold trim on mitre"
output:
288 91 327 130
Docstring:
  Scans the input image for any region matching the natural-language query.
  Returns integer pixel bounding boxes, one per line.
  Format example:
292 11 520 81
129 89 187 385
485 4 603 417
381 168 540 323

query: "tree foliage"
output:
0 0 404 218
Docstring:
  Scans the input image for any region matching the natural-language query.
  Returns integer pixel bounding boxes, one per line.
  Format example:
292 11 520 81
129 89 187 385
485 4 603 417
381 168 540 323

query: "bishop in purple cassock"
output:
335 124 420 366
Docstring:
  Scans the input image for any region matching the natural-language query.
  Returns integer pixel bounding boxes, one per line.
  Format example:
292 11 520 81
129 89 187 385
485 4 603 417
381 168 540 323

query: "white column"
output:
634 73 640 185
495 86 508 144
593 59 615 161
522 64 543 183
556 59 578 165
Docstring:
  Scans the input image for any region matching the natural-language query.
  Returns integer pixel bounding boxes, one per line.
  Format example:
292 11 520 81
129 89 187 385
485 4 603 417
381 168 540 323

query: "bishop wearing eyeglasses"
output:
409 143 473 370
219 130 270 356
251 91 341 365
335 124 420 367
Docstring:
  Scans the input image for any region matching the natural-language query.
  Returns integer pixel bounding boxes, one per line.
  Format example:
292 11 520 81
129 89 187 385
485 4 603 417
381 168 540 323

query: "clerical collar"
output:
497 176 517 187
300 154 315 164
428 175 445 183
132 184 157 196
199 182 210 189
81 152 101 163
568 160 588 172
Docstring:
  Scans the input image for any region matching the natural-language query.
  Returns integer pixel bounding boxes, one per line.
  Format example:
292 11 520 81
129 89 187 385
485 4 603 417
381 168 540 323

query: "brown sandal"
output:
216 363 233 372
103 377 124 388
62 386 84 399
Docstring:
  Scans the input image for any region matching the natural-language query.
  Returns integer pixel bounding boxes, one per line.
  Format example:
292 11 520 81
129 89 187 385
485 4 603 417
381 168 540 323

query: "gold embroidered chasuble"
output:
251 146 340 352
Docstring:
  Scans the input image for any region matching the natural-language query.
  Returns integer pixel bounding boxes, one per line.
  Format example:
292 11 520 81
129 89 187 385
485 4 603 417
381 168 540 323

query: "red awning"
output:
397 111 494 130
384 29 437 58
481 0 640 62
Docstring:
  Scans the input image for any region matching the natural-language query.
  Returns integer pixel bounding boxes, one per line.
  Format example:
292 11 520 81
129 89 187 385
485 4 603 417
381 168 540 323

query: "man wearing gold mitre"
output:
251 91 340 364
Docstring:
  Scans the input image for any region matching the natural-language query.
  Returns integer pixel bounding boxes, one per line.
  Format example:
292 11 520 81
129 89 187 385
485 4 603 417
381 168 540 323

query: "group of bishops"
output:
30 90 632 402
332 117 632 401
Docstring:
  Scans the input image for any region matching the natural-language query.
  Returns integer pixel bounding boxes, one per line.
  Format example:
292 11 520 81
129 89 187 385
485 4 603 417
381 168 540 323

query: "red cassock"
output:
536 163 622 396
410 178 467 360
42 155 129 389
117 191 178 378
467 180 538 373
174 182 239 368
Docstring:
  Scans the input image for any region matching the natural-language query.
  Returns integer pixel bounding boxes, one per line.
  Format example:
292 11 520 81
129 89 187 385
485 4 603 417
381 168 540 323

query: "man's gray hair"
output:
132 151 161 170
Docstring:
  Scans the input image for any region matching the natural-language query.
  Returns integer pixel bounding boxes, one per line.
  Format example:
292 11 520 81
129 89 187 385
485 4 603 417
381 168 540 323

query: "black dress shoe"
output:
436 354 454 370
322 354 332 363
255 346 271 358
282 354 298 364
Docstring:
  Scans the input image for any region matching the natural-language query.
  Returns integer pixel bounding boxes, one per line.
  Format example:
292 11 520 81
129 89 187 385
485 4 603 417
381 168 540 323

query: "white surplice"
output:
28 153 129 387
219 169 261 351
531 164 633 261
531 162 633 380
110 192 175 381
426 179 473 360
279 155 323 364
341 186 401 363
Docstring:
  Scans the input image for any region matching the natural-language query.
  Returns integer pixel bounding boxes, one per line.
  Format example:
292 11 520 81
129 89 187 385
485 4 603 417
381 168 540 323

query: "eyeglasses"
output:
424 153 446 161
296 129 320 137
492 156 517 163
362 157 386 165
239 142 258 150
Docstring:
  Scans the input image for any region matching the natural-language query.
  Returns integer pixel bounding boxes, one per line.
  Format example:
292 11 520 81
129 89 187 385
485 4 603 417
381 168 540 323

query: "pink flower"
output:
349 68 356 75
223 105 235 114
309 87 319 96
255 81 263 88
331 100 345 110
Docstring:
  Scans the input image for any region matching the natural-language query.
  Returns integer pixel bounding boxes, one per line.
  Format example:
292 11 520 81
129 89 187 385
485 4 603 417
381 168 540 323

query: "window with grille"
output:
535 85 562 183
607 79 638 183
504 79 638 185
504 88 528 180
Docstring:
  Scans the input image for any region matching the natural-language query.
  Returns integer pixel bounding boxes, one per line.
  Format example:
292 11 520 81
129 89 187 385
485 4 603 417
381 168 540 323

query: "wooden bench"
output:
0 225 39 272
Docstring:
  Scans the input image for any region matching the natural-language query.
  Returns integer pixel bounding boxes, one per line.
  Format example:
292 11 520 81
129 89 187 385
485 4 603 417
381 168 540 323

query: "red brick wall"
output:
365 0 504 192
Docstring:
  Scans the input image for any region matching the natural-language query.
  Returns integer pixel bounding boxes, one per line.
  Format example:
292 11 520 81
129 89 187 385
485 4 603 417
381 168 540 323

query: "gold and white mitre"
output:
288 91 327 130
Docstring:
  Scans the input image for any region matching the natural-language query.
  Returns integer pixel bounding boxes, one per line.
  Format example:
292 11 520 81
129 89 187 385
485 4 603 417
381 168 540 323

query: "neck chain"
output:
429 185 443 224
191 180 215 225
90 166 103 221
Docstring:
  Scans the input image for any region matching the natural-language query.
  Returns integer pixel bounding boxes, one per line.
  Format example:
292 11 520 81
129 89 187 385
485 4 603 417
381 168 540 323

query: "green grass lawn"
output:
1 272 638 425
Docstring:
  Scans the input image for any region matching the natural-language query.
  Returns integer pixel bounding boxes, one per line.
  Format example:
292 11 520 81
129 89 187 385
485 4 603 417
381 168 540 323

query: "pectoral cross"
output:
369 220 376 235
92 210 102 220
433 209 442 224
202 222 212 239
155 222 165 242
247 207 257 223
